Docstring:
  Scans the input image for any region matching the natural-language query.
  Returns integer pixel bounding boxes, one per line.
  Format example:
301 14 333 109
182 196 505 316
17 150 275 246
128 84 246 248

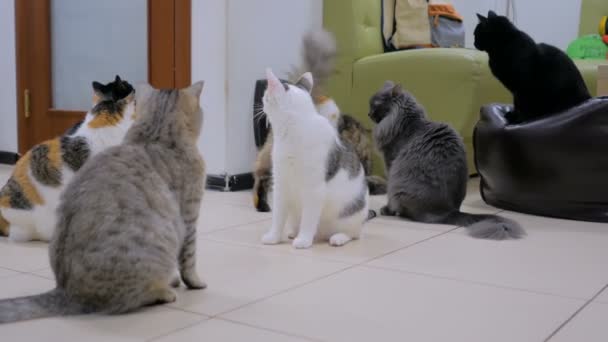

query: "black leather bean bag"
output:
474 97 608 222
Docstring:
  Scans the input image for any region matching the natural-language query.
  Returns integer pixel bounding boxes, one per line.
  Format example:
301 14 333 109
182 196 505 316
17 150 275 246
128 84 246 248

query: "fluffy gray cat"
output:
0 81 207 323
369 81 525 240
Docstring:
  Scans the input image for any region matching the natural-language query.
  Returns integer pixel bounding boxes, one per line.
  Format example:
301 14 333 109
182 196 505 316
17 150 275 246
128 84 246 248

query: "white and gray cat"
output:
369 81 525 240
0 81 206 323
261 69 373 249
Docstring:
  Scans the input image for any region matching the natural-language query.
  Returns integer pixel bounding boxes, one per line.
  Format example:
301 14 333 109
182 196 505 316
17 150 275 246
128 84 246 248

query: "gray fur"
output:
60 136 91 171
370 83 525 240
30 144 62 186
288 29 337 98
0 82 206 323
0 179 32 209
325 141 362 181
340 184 367 218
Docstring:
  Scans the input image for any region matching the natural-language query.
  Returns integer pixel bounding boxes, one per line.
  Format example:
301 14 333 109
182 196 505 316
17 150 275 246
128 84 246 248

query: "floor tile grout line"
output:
145 315 209 342
214 262 360 318
360 264 591 302
199 237 355 265
199 217 271 236
543 283 608 342
216 317 325 342
214 228 458 319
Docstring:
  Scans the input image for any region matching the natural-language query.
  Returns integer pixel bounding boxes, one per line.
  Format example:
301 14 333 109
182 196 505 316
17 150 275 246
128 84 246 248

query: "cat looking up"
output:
261 69 373 249
474 11 590 124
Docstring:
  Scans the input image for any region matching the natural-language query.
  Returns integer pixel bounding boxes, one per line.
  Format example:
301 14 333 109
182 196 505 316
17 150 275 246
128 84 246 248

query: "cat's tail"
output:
441 212 526 240
0 288 85 323
289 29 337 98
366 175 387 195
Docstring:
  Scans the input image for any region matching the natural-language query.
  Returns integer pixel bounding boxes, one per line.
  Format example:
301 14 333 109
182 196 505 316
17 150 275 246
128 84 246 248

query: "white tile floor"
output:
0 164 607 341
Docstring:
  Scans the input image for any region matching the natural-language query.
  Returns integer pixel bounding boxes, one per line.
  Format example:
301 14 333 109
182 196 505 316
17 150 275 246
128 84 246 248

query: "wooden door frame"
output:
14 0 191 154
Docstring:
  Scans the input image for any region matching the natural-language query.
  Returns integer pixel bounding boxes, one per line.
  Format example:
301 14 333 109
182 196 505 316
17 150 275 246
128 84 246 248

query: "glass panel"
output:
51 0 148 110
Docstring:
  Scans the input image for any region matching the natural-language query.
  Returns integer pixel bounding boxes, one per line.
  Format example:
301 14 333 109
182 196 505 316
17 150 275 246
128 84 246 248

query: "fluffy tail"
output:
0 210 9 236
441 212 526 240
289 29 337 98
366 175 387 195
0 289 84 323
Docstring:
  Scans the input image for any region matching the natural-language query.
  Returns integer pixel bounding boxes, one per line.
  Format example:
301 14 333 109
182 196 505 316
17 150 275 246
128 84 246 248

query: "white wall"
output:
192 0 227 175
224 0 323 175
0 0 18 153
453 0 582 50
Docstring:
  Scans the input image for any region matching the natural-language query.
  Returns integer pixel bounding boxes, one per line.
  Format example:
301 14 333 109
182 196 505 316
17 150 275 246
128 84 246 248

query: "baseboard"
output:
0 151 20 165
206 172 254 192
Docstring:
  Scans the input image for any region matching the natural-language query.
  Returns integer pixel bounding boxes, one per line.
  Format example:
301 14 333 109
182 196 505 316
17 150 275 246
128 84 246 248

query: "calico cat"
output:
253 30 386 212
369 81 525 240
474 11 591 124
0 75 136 241
261 69 371 249
0 81 206 323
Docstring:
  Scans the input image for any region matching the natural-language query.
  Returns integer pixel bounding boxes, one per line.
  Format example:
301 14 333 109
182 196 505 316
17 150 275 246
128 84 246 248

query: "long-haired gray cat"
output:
369 81 525 240
0 81 207 323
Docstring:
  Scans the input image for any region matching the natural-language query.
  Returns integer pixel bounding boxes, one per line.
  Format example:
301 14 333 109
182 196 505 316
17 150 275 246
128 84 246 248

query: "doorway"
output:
15 0 191 154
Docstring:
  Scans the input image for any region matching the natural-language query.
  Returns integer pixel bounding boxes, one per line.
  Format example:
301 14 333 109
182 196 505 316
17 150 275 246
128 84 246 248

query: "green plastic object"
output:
567 34 608 59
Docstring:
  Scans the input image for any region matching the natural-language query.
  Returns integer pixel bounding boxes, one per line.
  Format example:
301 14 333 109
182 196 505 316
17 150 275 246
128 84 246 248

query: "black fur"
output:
474 11 590 124
60 136 91 171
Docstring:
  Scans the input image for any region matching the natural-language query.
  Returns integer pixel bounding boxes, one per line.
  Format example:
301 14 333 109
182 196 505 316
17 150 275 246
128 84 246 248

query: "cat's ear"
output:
487 10 497 18
476 13 487 23
266 68 284 94
114 75 122 83
92 81 104 93
383 80 395 89
391 84 403 96
185 81 204 100
295 72 313 93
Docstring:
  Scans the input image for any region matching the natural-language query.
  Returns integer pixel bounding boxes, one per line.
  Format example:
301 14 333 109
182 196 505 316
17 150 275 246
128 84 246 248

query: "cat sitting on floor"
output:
0 75 136 242
370 81 525 240
0 81 207 323
474 11 591 124
261 69 373 249
253 30 386 212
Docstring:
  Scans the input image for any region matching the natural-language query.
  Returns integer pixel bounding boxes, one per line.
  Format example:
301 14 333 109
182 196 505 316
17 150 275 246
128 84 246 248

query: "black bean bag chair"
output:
474 97 608 222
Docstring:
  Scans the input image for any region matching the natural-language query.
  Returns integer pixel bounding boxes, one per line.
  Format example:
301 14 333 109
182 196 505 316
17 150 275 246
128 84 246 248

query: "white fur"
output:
3 102 136 242
261 70 369 249
316 98 341 128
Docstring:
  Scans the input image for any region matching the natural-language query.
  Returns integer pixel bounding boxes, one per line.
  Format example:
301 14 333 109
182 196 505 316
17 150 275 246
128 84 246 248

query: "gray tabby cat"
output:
369 81 525 240
0 81 206 323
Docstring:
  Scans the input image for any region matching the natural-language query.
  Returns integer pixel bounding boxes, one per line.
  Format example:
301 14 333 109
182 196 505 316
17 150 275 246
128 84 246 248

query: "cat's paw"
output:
329 233 352 247
170 275 181 288
181 271 207 290
8 226 36 242
380 205 395 216
261 231 281 245
292 236 314 249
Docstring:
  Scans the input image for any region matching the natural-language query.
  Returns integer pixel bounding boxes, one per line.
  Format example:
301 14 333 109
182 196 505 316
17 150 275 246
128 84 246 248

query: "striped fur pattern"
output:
0 76 136 242
0 81 206 323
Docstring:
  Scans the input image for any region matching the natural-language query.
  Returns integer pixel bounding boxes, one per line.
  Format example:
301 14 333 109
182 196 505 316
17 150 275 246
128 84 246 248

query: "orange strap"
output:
428 4 463 22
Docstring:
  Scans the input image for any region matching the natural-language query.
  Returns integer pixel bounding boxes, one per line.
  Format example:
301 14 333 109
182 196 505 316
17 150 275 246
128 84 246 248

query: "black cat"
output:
474 11 590 124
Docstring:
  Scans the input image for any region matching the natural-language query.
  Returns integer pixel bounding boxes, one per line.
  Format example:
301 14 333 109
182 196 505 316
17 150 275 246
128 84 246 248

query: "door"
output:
15 0 191 154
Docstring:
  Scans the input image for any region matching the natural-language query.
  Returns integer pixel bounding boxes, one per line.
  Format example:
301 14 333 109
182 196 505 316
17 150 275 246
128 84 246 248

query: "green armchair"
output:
324 0 608 175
